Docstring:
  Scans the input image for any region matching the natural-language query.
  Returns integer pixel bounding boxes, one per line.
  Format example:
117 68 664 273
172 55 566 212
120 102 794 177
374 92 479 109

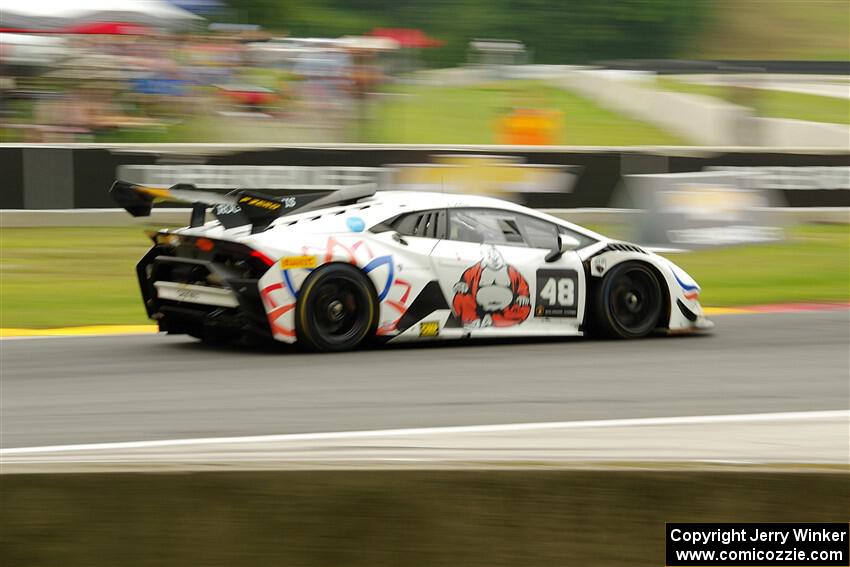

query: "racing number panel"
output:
534 268 579 318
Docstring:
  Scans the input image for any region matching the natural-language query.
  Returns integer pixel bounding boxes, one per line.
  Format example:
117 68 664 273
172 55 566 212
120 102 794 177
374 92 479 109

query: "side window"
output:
392 212 421 236
375 210 445 238
514 214 559 250
448 208 560 249
448 209 524 245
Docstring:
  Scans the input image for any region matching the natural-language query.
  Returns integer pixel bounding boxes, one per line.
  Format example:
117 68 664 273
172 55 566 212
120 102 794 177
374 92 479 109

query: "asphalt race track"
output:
2 310 848 449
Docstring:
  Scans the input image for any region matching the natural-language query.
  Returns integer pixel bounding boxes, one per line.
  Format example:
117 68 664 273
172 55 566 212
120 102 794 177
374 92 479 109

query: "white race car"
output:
112 181 713 351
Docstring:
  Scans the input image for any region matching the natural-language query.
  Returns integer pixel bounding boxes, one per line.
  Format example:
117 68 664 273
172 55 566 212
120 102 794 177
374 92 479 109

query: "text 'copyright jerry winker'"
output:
666 523 849 566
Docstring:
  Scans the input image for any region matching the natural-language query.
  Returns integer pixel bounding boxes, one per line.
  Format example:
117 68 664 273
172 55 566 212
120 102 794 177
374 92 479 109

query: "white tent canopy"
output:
0 0 202 29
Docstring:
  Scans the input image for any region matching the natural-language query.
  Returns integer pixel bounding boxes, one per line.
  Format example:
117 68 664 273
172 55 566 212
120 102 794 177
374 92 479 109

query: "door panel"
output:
430 239 585 337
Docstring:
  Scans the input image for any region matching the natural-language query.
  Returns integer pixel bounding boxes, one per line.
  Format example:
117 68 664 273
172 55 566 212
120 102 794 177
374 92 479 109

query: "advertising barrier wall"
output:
1 145 848 210
625 171 787 248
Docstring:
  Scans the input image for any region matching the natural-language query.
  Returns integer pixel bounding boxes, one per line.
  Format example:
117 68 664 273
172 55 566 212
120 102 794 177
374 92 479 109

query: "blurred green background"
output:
223 0 850 65
1 224 847 328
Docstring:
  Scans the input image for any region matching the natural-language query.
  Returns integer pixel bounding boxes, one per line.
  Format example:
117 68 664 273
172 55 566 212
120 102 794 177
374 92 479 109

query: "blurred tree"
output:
220 0 708 66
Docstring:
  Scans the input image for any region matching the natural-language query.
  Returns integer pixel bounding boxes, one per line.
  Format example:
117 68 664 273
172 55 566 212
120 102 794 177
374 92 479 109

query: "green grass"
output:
366 81 689 145
1 225 847 328
0 227 154 328
667 224 849 306
657 78 850 125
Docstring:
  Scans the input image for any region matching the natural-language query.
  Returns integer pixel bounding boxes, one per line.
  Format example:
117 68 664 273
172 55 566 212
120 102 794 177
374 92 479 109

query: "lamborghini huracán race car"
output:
112 180 712 351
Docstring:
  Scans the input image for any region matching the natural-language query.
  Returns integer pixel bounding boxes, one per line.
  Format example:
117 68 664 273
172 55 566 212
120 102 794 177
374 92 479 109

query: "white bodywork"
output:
167 191 711 343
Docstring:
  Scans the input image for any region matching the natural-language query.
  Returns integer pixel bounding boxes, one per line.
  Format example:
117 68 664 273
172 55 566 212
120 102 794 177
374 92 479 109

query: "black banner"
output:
1 146 848 209
666 523 849 566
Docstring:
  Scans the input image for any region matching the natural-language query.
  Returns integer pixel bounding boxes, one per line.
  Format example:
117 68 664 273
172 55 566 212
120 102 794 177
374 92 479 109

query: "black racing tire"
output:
591 261 663 339
294 263 379 352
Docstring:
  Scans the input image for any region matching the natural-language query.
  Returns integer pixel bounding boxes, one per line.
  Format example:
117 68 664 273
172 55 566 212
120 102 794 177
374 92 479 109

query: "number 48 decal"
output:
535 269 578 318
540 277 574 306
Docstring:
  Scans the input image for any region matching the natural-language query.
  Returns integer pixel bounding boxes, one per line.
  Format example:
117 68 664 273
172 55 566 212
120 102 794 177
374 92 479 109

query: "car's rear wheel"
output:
592 261 663 339
295 263 378 352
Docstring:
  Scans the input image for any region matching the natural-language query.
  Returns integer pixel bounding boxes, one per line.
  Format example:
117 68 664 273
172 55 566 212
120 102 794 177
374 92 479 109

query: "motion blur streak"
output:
4 1 847 146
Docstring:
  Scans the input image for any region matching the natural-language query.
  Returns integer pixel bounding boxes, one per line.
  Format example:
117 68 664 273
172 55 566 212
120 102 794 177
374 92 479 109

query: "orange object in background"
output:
496 107 563 145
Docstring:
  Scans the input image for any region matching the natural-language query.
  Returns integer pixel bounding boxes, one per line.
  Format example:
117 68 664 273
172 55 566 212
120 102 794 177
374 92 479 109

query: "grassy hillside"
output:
690 0 850 60
366 81 688 145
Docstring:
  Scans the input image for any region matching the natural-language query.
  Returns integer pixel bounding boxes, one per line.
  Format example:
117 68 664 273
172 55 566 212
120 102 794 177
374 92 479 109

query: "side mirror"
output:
545 234 580 262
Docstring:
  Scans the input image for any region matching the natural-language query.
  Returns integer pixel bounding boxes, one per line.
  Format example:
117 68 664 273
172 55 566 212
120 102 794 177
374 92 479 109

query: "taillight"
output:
195 238 215 252
250 250 275 267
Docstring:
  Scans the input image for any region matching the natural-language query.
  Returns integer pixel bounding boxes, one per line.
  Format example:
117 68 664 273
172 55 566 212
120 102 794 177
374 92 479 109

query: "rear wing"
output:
110 180 376 232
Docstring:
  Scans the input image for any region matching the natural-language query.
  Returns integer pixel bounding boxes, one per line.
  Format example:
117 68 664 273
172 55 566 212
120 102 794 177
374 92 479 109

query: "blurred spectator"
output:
1 21 396 143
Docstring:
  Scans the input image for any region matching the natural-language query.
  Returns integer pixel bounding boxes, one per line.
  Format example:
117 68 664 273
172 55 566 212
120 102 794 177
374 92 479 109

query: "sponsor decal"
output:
705 166 850 191
279 255 317 270
419 320 440 337
175 285 200 301
347 216 365 232
534 269 578 317
666 225 783 246
659 186 766 223
117 164 388 191
238 195 282 211
239 195 280 211
626 172 785 249
452 245 531 329
390 154 580 196
593 256 606 274
214 203 242 215
117 159 578 195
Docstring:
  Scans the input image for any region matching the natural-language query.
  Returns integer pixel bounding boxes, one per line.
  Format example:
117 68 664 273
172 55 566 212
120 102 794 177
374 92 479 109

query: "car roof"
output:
264 190 605 241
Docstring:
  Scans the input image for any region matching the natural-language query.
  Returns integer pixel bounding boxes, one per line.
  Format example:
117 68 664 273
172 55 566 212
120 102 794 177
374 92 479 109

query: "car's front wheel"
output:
295 263 378 352
592 261 663 339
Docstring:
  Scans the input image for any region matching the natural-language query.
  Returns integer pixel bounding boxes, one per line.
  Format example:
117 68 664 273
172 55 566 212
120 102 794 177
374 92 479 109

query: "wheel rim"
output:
311 278 369 343
608 267 661 335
